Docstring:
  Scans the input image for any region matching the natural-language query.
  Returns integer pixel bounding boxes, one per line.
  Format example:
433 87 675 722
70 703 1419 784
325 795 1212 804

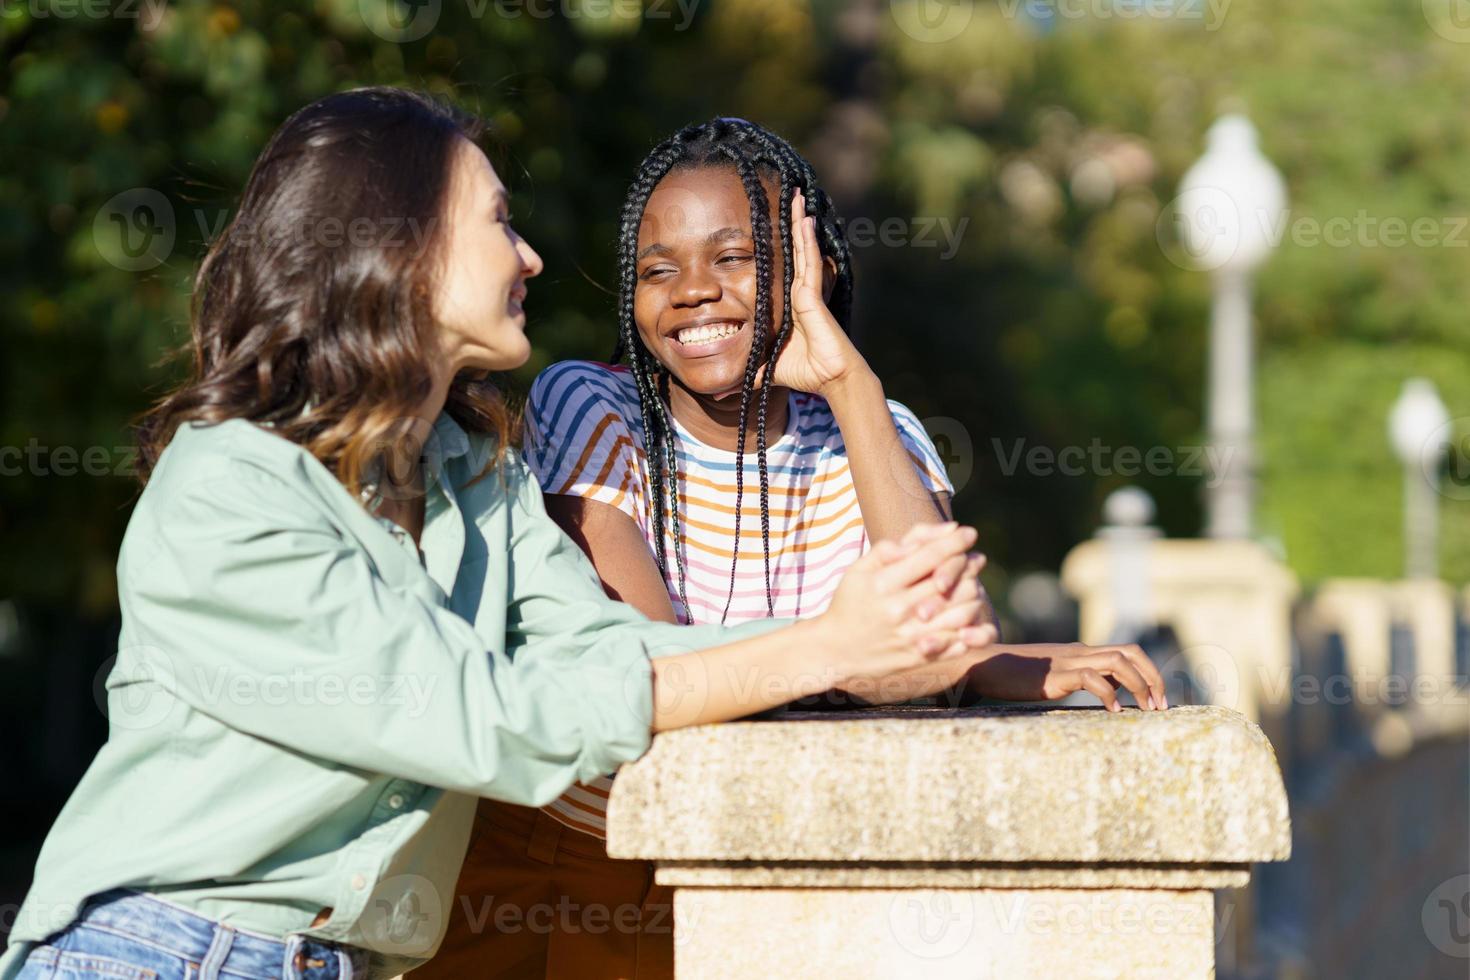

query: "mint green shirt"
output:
0 412 786 979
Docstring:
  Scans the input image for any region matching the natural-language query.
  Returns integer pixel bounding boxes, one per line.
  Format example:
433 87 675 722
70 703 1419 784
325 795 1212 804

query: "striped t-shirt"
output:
522 359 954 837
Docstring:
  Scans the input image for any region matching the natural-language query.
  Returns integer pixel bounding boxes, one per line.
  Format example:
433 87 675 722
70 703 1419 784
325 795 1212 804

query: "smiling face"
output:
434 137 544 374
633 166 786 401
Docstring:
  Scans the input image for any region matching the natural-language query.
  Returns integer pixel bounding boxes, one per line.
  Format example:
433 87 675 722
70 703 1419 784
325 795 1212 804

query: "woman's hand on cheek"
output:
763 188 871 397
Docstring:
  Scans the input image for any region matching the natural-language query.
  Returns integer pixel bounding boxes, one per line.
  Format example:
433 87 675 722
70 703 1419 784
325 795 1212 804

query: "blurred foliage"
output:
3 0 1469 621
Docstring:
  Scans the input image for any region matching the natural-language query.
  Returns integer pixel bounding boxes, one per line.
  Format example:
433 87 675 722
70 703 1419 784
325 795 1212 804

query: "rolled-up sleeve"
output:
126 458 676 805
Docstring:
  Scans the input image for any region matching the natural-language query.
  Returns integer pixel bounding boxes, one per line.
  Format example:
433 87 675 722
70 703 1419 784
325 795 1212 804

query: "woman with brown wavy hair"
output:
0 87 994 980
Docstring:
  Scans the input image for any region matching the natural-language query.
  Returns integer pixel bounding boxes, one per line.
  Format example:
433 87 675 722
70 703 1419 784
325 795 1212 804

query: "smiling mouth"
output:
673 321 744 348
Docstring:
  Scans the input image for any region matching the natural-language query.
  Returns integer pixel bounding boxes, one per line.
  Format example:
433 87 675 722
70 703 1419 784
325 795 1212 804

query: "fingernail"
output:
1160 693 1170 710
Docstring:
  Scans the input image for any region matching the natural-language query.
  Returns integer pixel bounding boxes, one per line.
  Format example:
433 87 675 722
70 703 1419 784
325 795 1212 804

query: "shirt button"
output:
388 793 406 810
351 874 367 891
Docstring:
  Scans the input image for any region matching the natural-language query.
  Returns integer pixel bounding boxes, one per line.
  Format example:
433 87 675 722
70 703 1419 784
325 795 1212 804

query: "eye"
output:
716 252 752 266
639 265 675 282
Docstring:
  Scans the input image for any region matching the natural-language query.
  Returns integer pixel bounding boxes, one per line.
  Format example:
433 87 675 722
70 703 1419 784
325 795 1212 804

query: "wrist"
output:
793 614 857 692
817 364 882 409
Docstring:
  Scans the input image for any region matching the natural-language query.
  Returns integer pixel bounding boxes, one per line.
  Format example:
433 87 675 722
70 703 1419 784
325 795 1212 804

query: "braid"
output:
612 118 856 623
715 145 774 625
613 139 690 617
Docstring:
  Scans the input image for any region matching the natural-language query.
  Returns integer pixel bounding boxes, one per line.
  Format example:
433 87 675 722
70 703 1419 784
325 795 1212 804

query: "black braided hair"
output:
611 118 855 624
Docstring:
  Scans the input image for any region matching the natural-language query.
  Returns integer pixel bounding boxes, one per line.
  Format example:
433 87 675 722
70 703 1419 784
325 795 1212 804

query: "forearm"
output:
824 369 946 541
650 618 836 730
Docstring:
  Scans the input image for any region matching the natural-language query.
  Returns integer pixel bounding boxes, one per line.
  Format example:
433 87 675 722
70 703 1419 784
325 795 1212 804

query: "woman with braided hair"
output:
418 118 1168 979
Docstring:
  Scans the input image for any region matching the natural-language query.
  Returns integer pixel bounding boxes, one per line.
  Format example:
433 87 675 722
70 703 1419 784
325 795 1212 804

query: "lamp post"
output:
1388 378 1450 579
1173 115 1288 539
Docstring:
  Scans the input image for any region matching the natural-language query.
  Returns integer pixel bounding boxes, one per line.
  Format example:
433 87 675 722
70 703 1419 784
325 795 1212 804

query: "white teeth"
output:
676 322 740 346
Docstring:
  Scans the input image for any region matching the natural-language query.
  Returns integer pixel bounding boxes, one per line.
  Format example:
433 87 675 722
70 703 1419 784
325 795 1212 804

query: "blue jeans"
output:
12 888 370 979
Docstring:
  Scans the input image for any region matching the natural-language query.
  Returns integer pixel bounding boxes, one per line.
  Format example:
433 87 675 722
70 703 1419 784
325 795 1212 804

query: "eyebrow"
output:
636 226 750 261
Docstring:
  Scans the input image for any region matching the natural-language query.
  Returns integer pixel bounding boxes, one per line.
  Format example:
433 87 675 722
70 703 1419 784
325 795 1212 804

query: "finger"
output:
900 521 952 549
912 629 958 662
1115 644 1167 710
850 538 902 575
895 555 983 622
1072 667 1121 713
924 597 984 632
879 526 976 592
947 552 987 597
931 552 969 598
1077 651 1154 709
790 190 807 290
959 623 999 648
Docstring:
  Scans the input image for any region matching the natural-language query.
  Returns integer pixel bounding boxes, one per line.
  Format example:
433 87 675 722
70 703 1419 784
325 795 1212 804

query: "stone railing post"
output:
607 705 1289 979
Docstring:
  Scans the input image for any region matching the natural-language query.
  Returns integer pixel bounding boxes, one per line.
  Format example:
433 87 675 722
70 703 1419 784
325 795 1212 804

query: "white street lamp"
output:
1173 114 1288 539
1388 378 1450 579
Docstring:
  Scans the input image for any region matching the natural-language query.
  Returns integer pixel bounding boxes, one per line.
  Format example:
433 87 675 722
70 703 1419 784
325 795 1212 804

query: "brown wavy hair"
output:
134 86 510 497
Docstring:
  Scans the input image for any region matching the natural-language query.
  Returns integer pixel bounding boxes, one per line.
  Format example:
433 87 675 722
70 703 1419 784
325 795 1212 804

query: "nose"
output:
517 236 543 279
671 264 720 308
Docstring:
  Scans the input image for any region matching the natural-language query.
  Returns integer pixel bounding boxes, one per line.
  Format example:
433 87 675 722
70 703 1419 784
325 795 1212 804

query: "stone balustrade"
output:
606 704 1290 979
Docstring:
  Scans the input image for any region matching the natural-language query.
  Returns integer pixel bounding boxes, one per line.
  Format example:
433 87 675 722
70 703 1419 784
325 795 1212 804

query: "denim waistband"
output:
72 888 369 979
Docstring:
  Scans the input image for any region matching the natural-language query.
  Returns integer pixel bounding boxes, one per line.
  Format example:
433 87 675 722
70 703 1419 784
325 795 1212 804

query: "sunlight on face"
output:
435 138 544 374
633 167 786 400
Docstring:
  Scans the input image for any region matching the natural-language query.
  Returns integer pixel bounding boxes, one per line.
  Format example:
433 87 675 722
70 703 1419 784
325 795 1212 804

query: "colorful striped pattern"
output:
523 360 954 837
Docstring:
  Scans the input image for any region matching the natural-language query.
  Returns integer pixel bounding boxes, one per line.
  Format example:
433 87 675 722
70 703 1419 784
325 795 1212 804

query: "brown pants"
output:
411 799 674 980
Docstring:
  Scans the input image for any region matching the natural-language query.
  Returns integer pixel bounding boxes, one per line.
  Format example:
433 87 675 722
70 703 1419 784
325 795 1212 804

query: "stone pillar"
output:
1060 539 1298 724
607 705 1290 980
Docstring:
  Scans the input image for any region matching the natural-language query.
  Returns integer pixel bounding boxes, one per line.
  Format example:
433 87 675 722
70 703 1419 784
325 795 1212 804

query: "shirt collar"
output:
426 410 471 478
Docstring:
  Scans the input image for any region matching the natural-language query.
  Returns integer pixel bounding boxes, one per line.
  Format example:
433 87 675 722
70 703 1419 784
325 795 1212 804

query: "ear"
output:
820 255 839 304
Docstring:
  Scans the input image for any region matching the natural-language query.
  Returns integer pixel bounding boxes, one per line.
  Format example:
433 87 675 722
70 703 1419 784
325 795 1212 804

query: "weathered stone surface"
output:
607 704 1290 866
672 888 1216 979
654 862 1249 890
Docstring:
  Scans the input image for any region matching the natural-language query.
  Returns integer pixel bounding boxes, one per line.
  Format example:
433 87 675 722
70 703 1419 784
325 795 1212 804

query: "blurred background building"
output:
1 1 1467 976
